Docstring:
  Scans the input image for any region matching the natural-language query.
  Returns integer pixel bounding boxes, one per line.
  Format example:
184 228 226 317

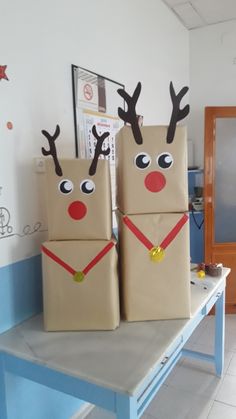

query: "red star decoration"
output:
0 65 9 81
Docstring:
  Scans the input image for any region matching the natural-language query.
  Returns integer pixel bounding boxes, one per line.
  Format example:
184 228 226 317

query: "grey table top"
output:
0 268 229 395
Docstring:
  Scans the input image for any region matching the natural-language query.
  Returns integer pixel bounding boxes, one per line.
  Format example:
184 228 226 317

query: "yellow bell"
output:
73 271 85 283
149 246 165 262
197 270 205 279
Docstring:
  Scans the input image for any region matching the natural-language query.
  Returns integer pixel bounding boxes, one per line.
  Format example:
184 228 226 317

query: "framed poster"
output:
71 65 125 224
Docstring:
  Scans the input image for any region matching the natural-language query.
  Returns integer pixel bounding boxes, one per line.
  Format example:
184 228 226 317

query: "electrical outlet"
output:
34 157 46 173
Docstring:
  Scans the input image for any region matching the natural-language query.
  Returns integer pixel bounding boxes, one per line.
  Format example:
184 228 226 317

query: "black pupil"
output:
81 181 94 194
158 154 172 169
60 181 72 194
136 154 150 169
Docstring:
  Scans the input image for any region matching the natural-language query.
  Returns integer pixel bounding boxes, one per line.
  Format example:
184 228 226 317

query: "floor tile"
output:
184 317 210 347
227 352 236 375
225 314 236 328
207 401 236 419
222 315 236 351
181 349 234 376
85 406 114 418
165 358 222 399
184 314 236 353
215 374 236 406
184 316 216 353
145 385 213 419
85 406 151 418
225 331 236 352
164 363 181 385
190 324 215 352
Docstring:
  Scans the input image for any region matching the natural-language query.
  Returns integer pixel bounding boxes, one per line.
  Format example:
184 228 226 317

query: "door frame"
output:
204 106 236 313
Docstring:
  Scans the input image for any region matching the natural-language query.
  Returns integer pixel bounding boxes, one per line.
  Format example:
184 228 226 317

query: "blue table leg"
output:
214 290 225 377
116 393 137 419
0 353 8 419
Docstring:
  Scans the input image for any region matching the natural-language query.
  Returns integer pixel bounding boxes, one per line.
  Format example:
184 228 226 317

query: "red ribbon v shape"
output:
42 240 115 283
123 214 188 261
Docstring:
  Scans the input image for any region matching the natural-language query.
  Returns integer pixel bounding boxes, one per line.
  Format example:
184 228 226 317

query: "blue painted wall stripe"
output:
0 255 43 334
0 255 84 418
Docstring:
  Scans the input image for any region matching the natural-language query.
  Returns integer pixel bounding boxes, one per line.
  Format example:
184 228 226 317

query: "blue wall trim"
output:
0 255 43 334
0 256 84 418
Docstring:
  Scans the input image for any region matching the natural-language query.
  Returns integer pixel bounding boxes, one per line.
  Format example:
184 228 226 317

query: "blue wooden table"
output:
0 268 230 419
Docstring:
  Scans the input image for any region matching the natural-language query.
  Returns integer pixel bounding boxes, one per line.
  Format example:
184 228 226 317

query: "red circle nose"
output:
68 201 87 220
144 171 166 193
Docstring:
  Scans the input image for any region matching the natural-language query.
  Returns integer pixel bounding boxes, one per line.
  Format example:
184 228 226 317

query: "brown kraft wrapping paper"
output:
117 211 190 321
116 125 188 215
42 239 120 331
45 158 112 240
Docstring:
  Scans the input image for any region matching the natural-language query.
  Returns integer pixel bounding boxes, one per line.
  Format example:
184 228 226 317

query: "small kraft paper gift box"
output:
45 158 112 240
118 211 191 321
116 81 189 216
42 239 120 331
116 125 188 215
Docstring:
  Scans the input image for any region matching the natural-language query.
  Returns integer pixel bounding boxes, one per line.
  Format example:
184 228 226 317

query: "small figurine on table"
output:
196 262 223 278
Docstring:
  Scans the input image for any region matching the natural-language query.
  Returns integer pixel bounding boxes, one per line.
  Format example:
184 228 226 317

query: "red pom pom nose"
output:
144 171 166 193
68 201 87 220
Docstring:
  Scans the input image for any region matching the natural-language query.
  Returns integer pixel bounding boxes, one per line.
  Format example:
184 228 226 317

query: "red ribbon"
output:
41 245 76 276
123 213 188 251
83 241 115 275
42 240 115 278
123 216 153 250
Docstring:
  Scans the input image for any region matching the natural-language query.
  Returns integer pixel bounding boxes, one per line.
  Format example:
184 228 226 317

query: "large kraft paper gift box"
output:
117 211 190 321
42 239 120 331
115 82 191 322
45 158 112 240
116 125 188 215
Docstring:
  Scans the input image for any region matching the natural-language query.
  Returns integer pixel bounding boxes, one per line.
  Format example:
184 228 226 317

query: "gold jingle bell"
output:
149 246 165 262
73 271 85 283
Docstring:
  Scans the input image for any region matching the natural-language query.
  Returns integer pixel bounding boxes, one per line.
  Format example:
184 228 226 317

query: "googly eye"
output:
80 179 95 195
134 153 151 170
157 152 173 169
58 179 74 195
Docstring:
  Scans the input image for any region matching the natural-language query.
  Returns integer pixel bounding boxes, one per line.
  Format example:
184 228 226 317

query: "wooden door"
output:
205 107 236 313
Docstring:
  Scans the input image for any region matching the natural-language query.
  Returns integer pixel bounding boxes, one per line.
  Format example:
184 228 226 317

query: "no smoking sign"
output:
83 83 93 101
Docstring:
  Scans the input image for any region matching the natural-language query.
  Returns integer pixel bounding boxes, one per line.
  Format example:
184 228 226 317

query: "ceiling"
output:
162 0 236 30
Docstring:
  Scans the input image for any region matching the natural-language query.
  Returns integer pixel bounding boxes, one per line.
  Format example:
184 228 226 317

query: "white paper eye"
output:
58 179 74 194
80 179 95 195
157 152 173 169
134 152 151 170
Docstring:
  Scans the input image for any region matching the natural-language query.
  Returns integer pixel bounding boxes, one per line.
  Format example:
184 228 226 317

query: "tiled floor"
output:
85 314 236 419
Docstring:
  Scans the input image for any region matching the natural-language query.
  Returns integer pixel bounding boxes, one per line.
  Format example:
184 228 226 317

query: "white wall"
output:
189 20 236 167
0 0 189 267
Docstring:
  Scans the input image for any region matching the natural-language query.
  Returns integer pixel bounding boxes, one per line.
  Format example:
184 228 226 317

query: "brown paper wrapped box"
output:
45 159 112 240
116 125 188 215
42 239 120 331
117 211 190 321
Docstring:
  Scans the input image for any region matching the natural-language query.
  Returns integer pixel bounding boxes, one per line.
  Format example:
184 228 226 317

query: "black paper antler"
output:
166 82 190 144
117 82 143 145
89 125 110 176
41 125 62 176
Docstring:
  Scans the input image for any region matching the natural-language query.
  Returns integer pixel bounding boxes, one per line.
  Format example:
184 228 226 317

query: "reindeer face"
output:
58 175 95 221
116 81 189 215
45 159 112 240
116 125 188 214
42 124 112 240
